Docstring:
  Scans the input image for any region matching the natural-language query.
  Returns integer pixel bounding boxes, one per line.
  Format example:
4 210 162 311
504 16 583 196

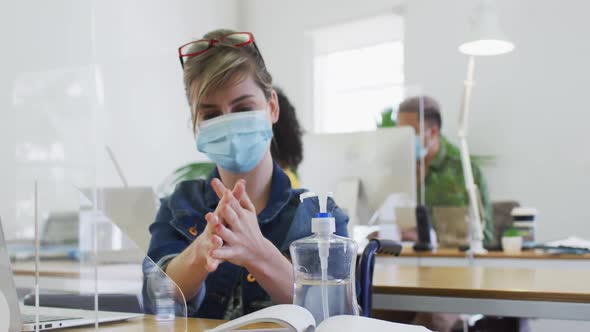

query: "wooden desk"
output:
11 261 142 294
64 316 277 332
13 258 590 321
372 263 590 320
394 247 590 269
11 261 141 277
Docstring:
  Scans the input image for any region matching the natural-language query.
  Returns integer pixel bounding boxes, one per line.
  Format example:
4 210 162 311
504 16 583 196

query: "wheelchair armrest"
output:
373 239 403 256
357 238 403 317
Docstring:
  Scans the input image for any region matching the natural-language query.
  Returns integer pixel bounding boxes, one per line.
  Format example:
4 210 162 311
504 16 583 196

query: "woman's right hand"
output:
191 212 224 272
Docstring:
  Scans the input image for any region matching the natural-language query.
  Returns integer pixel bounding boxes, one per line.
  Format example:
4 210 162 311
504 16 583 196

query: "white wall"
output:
0 1 17 239
94 0 238 186
240 0 405 131
2 0 588 244
0 0 239 239
405 0 590 242
241 0 590 242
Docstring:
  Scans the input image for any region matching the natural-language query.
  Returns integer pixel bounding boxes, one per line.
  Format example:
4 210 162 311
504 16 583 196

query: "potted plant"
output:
501 227 523 254
157 162 215 197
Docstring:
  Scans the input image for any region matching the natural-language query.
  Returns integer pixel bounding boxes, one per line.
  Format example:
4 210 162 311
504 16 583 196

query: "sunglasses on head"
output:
178 32 266 69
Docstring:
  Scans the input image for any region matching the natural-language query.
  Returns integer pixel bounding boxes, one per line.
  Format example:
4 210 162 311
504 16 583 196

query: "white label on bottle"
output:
0 290 10 332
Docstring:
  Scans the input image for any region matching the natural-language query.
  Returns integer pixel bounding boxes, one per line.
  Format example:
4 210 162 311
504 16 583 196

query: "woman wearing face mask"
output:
145 29 349 319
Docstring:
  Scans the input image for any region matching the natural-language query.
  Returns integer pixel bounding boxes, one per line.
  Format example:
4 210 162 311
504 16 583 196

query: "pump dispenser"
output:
290 192 359 324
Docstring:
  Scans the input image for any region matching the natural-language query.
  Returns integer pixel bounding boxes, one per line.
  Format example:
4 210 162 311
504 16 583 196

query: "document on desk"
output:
228 330 289 332
545 236 590 249
205 304 431 332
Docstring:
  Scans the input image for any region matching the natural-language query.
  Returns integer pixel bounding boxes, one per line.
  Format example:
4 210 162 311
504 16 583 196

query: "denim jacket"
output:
144 162 349 318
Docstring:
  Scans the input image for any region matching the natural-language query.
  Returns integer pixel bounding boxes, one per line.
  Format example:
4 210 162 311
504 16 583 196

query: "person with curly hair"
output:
270 87 304 188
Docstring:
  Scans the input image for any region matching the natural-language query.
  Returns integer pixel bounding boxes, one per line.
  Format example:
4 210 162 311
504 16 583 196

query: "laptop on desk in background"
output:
0 217 142 331
391 206 469 248
8 211 80 262
78 186 159 254
430 206 469 248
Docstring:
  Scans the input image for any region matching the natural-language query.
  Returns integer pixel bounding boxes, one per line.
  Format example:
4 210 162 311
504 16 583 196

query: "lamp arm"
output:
458 55 487 254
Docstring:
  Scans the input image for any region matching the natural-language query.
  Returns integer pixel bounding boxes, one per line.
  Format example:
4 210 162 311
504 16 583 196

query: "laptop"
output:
430 206 469 247
0 218 143 331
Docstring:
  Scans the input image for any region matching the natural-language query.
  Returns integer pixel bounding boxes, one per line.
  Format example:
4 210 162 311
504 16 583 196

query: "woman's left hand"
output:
209 178 273 270
209 178 295 303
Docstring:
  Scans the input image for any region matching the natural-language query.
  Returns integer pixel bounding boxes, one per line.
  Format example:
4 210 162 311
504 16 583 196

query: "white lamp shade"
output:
459 0 514 56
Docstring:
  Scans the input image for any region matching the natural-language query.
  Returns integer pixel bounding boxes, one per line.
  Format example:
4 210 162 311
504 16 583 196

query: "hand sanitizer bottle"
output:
290 192 359 324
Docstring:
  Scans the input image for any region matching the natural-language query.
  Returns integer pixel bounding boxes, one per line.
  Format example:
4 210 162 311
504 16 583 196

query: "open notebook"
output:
205 305 431 332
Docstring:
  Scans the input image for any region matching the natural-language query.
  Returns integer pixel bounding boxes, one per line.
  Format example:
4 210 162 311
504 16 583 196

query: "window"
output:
312 14 404 133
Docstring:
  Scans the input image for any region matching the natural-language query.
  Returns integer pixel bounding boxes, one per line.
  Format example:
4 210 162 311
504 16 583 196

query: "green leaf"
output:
157 162 215 196
503 227 522 237
377 108 397 128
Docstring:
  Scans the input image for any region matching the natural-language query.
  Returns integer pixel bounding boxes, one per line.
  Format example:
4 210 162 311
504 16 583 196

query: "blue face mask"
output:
415 135 429 160
196 110 273 174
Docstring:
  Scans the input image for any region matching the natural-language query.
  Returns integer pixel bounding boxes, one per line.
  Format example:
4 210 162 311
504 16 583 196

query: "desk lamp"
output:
458 0 514 254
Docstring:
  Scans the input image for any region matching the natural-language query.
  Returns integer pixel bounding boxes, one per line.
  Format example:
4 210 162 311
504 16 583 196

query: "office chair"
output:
357 238 403 317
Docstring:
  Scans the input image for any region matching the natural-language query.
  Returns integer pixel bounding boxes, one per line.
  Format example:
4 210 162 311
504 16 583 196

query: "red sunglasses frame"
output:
178 32 264 69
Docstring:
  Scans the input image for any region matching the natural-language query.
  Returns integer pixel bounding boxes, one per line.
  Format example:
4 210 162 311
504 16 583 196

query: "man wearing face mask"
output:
376 96 494 332
396 95 494 246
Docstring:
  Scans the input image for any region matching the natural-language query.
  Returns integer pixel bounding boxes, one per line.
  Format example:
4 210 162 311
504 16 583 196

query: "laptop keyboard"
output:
22 314 81 324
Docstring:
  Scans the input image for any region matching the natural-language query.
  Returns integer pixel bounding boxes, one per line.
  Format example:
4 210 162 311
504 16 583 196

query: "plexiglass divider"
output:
9 63 187 331
320 84 424 249
87 185 188 331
